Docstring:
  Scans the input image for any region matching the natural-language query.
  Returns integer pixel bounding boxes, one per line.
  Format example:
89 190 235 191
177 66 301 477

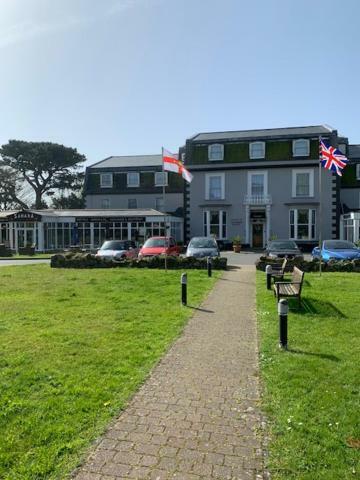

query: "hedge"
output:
256 256 360 273
50 252 228 270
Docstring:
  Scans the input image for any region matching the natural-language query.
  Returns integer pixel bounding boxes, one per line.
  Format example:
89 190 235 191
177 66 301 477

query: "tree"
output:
51 192 85 209
0 140 86 209
0 165 31 210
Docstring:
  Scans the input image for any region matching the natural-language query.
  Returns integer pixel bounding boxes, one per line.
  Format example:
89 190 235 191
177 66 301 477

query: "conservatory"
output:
0 209 183 252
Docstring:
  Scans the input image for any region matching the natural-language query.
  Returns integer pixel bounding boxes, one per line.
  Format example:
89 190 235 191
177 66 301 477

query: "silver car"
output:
185 237 220 258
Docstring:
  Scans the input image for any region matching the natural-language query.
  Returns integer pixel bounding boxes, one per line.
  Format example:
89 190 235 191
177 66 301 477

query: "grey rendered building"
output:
183 125 347 248
85 154 184 215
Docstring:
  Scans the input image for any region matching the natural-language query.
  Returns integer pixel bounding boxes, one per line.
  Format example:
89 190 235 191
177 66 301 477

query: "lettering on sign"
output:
5 211 42 222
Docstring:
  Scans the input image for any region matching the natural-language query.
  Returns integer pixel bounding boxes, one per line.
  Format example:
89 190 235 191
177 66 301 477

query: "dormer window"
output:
208 144 224 161
249 142 265 159
127 172 139 187
100 173 113 188
293 139 310 157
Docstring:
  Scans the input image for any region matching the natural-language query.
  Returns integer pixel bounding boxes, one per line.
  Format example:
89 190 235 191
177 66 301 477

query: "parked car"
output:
96 240 139 261
312 240 360 262
265 240 303 260
138 236 180 258
185 237 220 258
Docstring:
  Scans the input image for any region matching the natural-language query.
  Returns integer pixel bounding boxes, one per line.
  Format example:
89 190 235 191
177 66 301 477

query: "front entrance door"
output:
252 223 263 248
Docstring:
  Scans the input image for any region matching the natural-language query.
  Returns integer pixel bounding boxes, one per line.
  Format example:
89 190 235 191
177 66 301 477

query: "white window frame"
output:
293 139 310 157
249 141 265 159
356 164 360 180
100 173 113 188
127 172 140 187
292 169 314 198
208 144 224 161
154 171 168 186
289 208 316 240
205 172 225 200
247 170 268 196
203 210 227 239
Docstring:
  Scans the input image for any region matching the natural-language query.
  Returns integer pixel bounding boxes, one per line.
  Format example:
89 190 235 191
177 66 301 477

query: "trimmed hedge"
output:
50 252 228 270
256 256 360 273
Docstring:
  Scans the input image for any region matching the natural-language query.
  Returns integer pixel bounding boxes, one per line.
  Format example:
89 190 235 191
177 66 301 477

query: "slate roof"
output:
349 145 360 159
89 155 162 169
189 125 335 142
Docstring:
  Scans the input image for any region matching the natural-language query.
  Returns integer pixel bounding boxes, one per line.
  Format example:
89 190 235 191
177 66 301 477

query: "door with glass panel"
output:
16 222 37 249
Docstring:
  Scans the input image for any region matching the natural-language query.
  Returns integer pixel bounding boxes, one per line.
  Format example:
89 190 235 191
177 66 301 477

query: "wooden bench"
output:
271 258 288 282
274 266 304 306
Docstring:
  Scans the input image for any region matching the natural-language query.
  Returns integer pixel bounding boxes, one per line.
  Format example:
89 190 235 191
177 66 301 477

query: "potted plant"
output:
232 235 242 253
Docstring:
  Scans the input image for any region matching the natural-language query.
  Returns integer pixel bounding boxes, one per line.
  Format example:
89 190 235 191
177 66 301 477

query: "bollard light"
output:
278 299 288 349
181 272 187 306
266 264 273 290
207 256 212 277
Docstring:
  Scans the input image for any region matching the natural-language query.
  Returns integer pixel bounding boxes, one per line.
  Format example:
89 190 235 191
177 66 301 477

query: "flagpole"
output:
162 147 168 272
319 137 322 276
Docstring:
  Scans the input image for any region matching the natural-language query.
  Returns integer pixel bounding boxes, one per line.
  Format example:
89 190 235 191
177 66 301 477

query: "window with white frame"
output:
248 171 267 197
203 210 227 239
292 169 314 197
100 173 113 188
249 142 265 159
208 144 224 161
154 171 168 186
127 172 139 187
155 197 164 211
128 198 137 209
205 173 225 200
293 139 310 157
101 198 110 209
289 209 316 240
356 164 360 180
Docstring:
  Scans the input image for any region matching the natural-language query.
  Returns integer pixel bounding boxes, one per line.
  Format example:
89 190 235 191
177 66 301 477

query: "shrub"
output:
255 256 359 273
51 253 227 270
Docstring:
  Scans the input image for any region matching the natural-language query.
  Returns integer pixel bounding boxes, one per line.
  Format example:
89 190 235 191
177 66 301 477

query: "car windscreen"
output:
100 241 127 250
268 241 298 250
323 240 356 250
143 238 166 248
189 238 217 248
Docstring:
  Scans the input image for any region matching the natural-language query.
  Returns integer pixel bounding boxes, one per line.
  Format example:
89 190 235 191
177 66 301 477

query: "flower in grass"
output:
328 423 332 427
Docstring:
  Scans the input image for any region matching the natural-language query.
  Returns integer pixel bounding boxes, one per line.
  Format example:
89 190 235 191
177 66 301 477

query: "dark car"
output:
96 240 139 261
265 240 303 260
312 240 360 262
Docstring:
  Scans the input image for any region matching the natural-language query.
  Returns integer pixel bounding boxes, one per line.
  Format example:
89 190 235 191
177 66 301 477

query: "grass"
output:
0 264 220 479
257 271 360 480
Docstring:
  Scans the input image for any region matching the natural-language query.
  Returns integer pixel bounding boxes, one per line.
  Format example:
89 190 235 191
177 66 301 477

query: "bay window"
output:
290 209 316 240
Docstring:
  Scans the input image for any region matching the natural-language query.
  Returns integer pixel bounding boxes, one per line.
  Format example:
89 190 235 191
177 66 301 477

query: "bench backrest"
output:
291 267 304 294
281 258 288 272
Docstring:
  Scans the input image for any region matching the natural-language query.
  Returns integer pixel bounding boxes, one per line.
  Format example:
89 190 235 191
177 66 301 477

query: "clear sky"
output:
1 0 359 167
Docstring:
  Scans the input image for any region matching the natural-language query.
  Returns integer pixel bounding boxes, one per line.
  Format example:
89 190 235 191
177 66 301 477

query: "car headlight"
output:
268 253 277 258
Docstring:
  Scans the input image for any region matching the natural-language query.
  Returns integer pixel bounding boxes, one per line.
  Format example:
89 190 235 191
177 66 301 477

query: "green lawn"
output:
257 271 360 480
0 265 220 479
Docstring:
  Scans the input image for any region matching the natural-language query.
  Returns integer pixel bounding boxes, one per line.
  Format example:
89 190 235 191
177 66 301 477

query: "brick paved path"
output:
74 266 265 480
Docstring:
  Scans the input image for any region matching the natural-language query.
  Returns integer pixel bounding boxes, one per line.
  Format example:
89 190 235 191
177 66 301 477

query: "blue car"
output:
312 240 360 262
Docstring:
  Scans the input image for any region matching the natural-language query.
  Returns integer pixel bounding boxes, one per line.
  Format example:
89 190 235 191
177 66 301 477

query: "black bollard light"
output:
266 264 273 290
278 299 288 349
207 256 212 277
181 272 187 306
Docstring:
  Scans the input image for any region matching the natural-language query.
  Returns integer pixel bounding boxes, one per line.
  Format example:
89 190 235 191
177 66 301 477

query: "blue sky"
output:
1 0 359 166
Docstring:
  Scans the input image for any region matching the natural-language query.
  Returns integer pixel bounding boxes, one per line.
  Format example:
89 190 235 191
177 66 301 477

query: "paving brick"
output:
73 267 265 480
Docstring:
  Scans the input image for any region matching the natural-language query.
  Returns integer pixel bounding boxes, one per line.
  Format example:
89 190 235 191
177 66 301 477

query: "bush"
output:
255 256 360 273
51 253 227 270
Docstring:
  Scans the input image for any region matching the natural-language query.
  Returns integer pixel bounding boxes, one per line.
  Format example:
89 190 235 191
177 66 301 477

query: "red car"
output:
138 236 180 258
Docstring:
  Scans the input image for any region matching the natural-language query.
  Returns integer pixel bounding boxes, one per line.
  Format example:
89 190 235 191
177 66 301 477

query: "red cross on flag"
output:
162 148 193 183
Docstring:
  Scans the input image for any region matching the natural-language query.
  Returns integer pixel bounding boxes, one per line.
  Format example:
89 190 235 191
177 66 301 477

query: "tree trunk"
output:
35 191 43 209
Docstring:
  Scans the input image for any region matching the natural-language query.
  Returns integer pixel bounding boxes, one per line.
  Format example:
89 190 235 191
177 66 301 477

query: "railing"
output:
243 194 272 205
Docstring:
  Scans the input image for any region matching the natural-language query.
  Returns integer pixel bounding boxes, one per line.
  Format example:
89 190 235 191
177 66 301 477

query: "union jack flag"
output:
319 138 348 176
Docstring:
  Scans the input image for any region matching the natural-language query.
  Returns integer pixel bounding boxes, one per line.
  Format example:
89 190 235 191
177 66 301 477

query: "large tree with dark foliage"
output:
0 165 31 210
0 140 86 209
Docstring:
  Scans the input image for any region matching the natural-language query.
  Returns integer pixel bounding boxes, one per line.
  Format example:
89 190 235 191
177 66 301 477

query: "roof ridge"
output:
191 124 334 138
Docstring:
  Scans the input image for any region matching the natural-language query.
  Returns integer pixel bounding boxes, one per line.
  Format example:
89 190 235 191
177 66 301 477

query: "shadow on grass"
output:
300 297 347 318
287 348 341 362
